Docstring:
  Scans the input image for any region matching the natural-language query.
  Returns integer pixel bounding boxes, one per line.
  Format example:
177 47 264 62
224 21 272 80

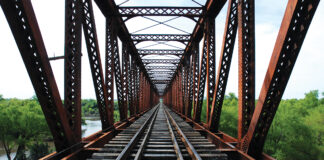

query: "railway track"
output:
88 103 227 160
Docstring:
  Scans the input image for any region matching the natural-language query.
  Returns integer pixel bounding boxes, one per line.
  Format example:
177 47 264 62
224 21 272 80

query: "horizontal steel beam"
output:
93 0 157 92
131 34 191 43
146 66 177 70
142 59 180 64
118 7 203 17
138 49 184 56
164 0 227 93
152 80 170 83
148 71 174 74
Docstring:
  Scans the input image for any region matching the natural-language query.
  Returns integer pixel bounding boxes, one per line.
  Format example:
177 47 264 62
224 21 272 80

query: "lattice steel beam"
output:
82 0 112 129
205 18 216 123
152 80 170 83
146 66 177 70
94 0 157 92
131 34 191 43
142 59 180 64
208 0 238 132
237 0 255 142
0 0 77 151
241 0 319 158
114 42 127 121
148 71 174 74
64 0 82 141
138 49 184 56
118 7 203 17
121 43 130 120
164 0 227 96
193 20 210 123
105 17 117 125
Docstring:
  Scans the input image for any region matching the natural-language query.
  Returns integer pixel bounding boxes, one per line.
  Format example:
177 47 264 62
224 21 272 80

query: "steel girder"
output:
164 0 226 101
152 80 170 84
94 0 158 93
208 0 238 132
142 59 180 64
128 58 136 116
138 49 184 56
186 53 195 118
131 34 191 43
121 43 130 120
114 42 127 121
105 17 117 125
205 18 216 123
193 18 215 123
191 44 199 119
82 0 113 129
146 66 177 70
0 0 77 151
148 71 174 74
237 0 256 142
241 0 320 158
118 7 203 17
64 0 82 141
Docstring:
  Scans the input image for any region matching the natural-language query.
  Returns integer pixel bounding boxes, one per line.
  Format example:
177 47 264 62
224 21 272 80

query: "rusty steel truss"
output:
0 0 320 159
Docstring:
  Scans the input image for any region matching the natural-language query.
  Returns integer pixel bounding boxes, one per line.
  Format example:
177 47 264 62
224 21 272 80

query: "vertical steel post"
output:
240 0 319 158
205 17 216 123
0 0 76 151
81 0 112 129
64 0 82 141
237 0 255 141
208 0 238 132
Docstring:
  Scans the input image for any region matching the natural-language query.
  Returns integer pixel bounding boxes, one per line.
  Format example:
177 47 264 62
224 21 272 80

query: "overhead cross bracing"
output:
0 0 320 159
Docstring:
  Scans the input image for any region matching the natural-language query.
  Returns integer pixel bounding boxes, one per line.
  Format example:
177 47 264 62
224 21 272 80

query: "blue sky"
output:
0 0 323 99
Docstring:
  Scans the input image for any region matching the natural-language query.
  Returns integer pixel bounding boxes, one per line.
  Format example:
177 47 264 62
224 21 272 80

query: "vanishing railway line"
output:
0 0 320 159
88 104 227 160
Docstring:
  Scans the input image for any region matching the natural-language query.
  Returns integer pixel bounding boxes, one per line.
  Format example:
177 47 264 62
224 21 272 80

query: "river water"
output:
0 118 102 160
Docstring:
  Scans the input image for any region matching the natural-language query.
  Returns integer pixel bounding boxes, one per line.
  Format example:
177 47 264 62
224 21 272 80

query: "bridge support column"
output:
240 0 320 158
208 0 238 132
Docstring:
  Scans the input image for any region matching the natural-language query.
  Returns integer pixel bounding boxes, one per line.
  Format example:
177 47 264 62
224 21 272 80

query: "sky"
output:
0 0 323 100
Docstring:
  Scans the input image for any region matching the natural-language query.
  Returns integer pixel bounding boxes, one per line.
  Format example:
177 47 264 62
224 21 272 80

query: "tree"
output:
0 99 50 159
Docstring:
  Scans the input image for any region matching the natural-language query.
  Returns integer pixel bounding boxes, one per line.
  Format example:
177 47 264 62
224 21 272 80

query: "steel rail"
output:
116 106 159 160
163 108 184 160
164 106 202 160
134 105 159 160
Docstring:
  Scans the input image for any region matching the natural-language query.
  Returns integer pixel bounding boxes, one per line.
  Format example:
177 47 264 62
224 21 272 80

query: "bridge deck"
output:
87 103 227 160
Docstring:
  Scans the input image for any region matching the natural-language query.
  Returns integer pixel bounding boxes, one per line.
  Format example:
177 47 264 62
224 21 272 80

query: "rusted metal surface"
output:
64 0 82 141
131 34 191 43
193 21 209 123
205 17 216 124
118 7 203 17
105 17 117 125
1 0 320 159
208 0 238 132
121 43 130 120
241 0 320 158
81 0 113 129
0 0 77 151
138 49 184 56
237 0 256 142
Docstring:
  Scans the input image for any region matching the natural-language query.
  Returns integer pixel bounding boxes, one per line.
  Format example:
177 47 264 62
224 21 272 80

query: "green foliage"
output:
81 99 124 122
199 91 324 160
0 98 50 159
81 99 98 116
263 91 324 160
28 142 50 160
